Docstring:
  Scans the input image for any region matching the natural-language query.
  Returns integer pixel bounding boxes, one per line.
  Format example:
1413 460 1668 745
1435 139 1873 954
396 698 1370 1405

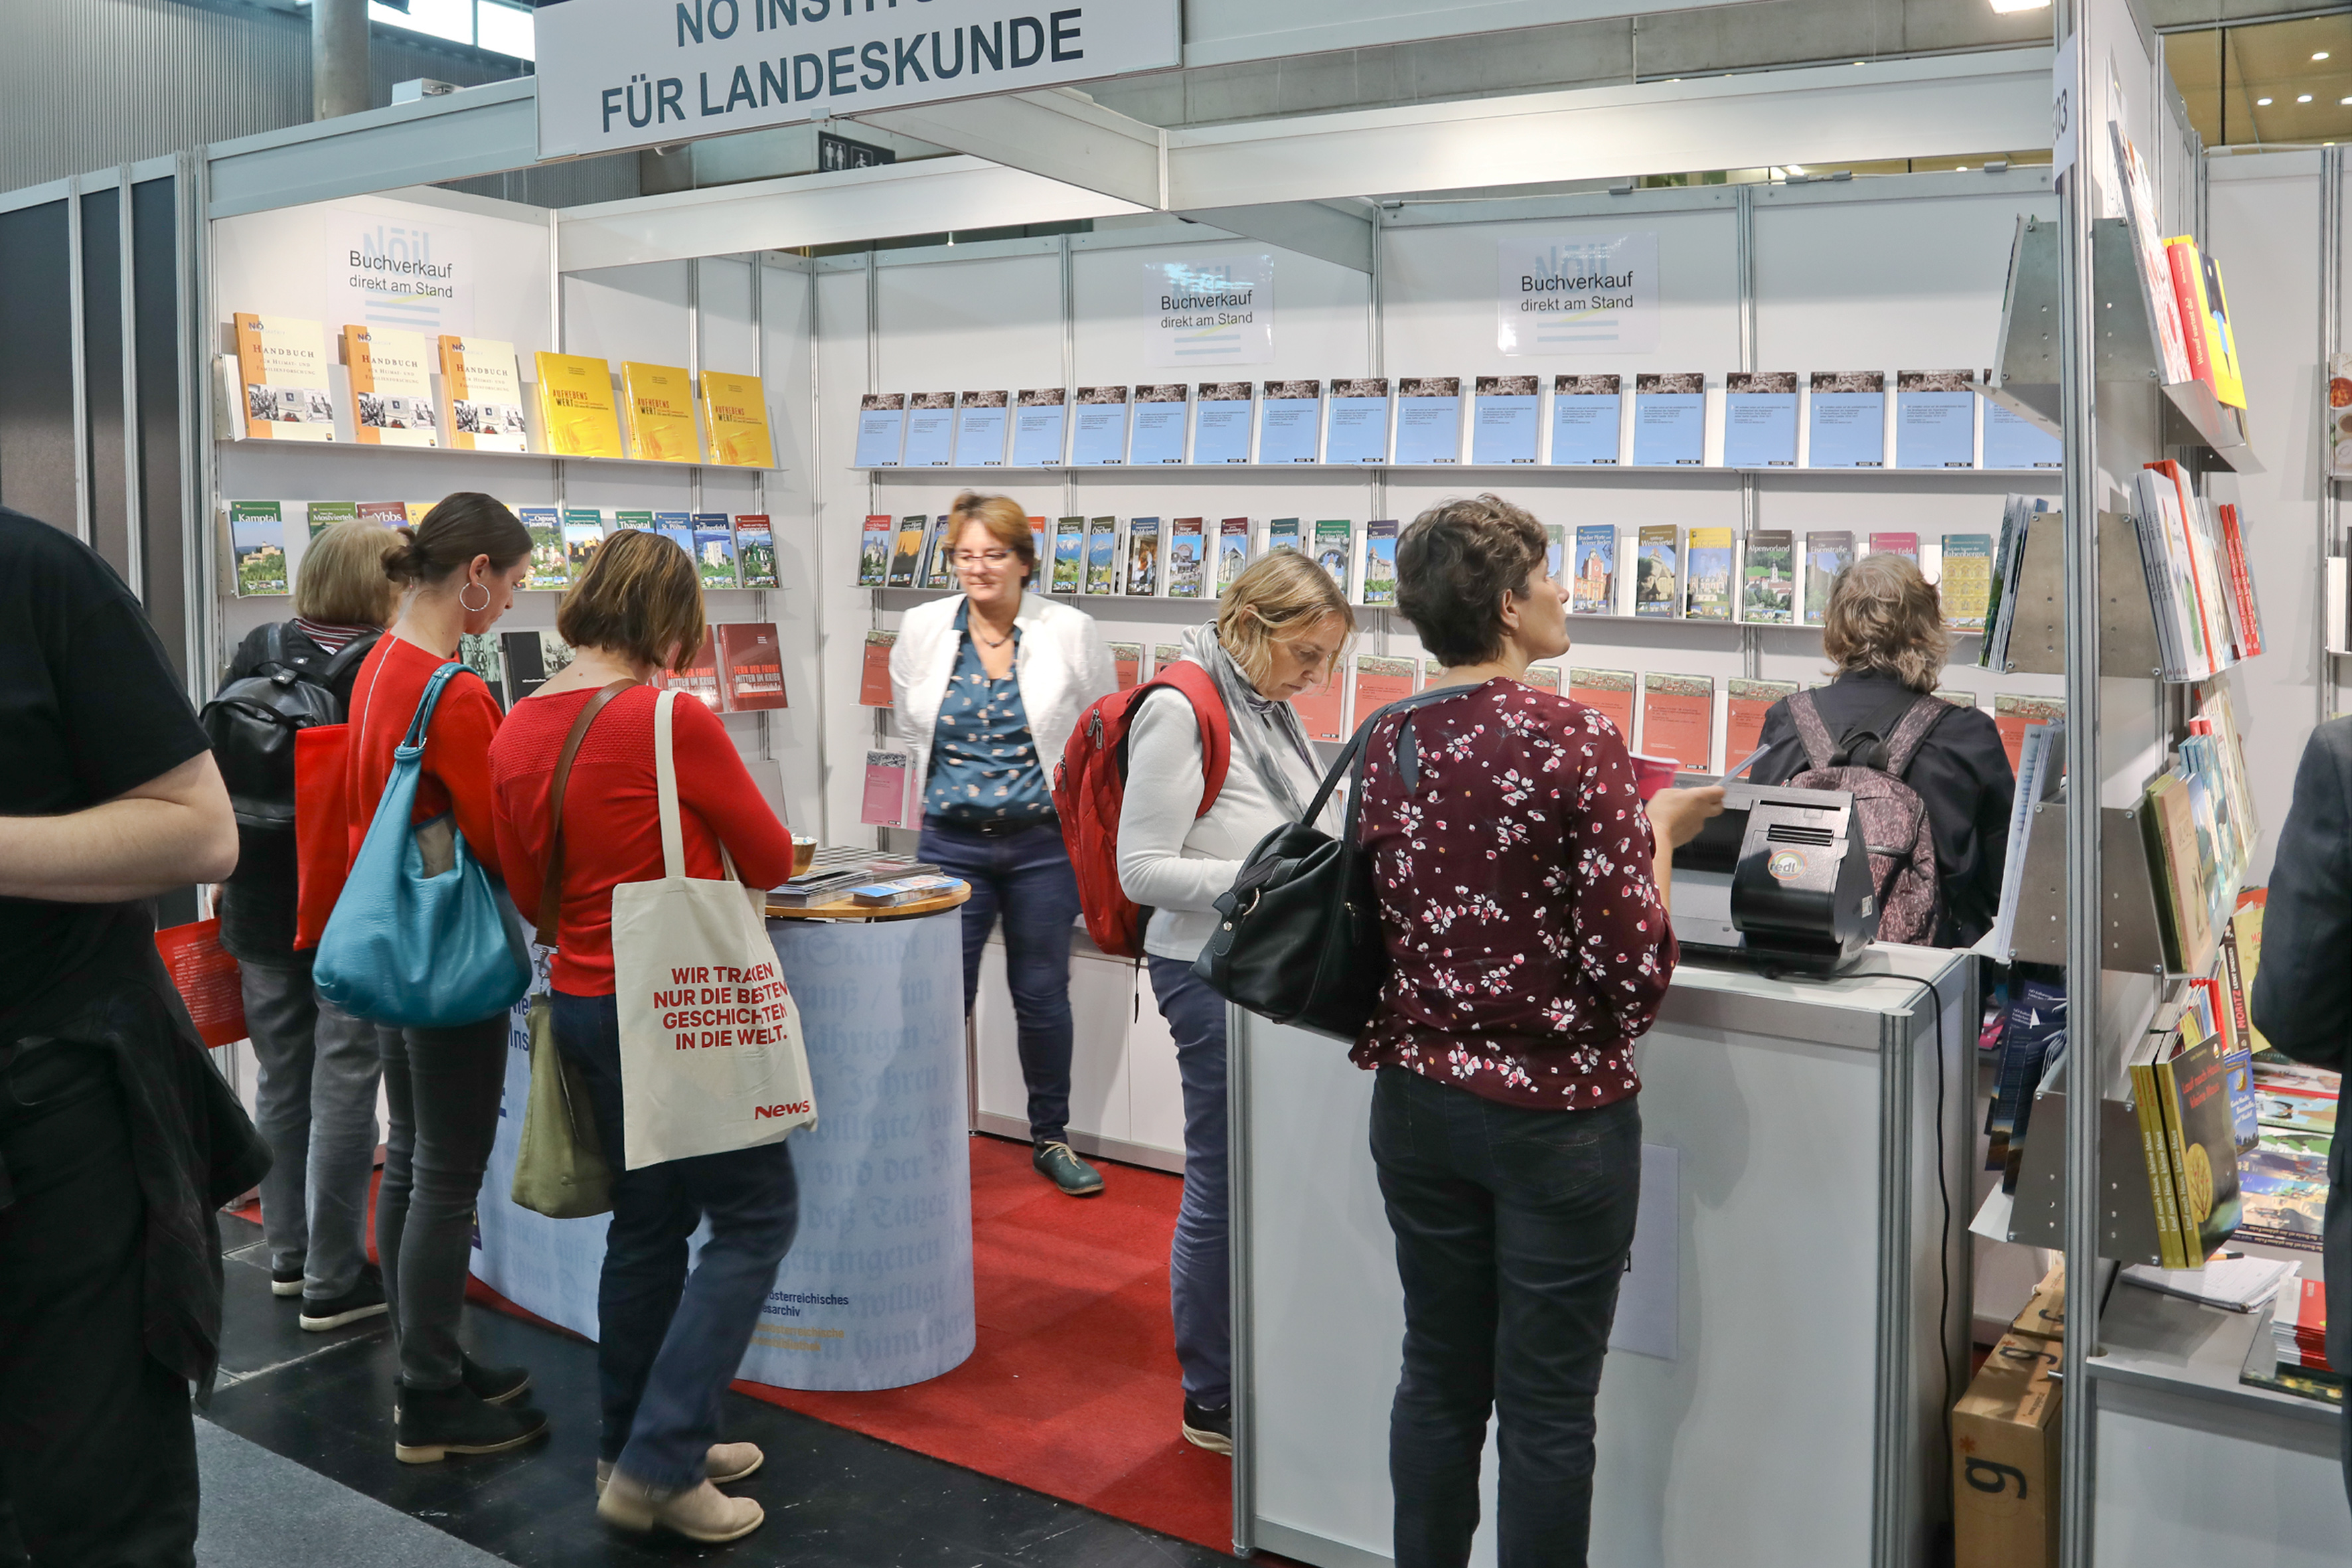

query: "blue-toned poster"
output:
1548 374 1620 465
1326 378 1391 465
1983 396 2062 469
1071 386 1131 465
1257 379 1323 463
1470 374 1539 464
1395 377 1463 465
1807 371 1887 468
952 391 1008 466
1721 371 1798 467
902 391 955 467
1895 370 1976 468
1129 383 1189 464
1192 382 1253 463
1009 388 1068 466
854 392 905 467
1631 372 1705 466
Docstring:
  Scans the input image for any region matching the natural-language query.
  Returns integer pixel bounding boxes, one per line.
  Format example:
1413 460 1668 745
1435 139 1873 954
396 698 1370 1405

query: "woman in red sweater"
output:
489 530 799 1545
342 494 543 1462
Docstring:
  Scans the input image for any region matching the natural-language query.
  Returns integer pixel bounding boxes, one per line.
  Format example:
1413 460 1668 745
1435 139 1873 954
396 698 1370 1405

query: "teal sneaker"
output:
1033 1140 1105 1196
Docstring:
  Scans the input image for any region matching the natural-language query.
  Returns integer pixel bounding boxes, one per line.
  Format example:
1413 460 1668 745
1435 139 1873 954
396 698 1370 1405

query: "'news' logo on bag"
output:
754 1102 813 1119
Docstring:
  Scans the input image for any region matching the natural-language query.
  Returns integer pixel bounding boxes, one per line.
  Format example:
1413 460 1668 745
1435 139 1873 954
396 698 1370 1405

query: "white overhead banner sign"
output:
1143 254 1273 366
1497 231 1659 355
535 0 1182 159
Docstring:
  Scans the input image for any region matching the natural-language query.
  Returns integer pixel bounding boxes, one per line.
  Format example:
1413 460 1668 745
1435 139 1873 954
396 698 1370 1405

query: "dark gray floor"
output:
195 1420 509 1568
202 1214 1247 1567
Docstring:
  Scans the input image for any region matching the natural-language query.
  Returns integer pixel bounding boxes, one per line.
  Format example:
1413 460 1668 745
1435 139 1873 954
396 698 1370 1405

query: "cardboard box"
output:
1953 1328 2062 1568
2013 1259 2066 1344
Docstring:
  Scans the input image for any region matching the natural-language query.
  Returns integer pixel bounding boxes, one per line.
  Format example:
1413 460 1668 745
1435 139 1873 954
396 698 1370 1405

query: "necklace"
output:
970 616 1015 650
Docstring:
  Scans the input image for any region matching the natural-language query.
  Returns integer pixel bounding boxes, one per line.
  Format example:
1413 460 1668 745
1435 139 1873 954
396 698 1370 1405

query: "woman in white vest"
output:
1113 550 1353 1456
891 492 1117 1196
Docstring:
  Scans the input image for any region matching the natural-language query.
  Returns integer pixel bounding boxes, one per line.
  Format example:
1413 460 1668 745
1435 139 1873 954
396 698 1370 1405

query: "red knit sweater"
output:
344 635 506 884
489 684 797 995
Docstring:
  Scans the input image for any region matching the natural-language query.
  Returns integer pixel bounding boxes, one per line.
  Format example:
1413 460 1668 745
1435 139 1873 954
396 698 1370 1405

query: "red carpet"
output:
728 1135 1237 1552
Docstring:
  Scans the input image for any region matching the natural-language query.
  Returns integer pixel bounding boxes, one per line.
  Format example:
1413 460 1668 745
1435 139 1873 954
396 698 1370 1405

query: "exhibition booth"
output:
3 0 2349 1559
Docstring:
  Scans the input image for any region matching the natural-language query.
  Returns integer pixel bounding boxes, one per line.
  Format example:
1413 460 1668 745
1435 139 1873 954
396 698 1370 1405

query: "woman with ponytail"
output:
341 493 547 1463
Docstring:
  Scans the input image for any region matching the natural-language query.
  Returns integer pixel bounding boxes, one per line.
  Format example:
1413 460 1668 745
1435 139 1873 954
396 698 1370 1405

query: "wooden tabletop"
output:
764 883 973 922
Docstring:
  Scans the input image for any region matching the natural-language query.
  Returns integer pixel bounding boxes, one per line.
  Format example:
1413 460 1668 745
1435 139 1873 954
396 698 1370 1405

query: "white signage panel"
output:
1142 254 1274 367
1497 231 1659 356
536 0 1182 158
323 205 477 339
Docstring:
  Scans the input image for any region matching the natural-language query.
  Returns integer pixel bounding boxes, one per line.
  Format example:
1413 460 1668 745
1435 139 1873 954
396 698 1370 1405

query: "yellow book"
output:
532 351 625 459
700 370 776 468
343 325 438 448
2201 254 2248 410
2128 1052 2188 1269
405 503 433 526
620 360 702 463
232 313 336 441
437 335 528 451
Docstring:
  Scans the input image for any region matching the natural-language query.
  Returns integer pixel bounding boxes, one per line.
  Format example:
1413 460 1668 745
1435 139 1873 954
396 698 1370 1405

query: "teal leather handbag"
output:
315 661 531 1029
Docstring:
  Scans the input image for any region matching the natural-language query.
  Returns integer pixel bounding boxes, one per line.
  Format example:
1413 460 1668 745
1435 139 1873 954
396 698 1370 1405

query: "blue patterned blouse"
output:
925 601 1055 824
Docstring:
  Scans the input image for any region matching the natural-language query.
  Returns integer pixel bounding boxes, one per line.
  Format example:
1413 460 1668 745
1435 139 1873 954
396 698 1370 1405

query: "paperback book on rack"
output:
234 313 336 441
343 325 437 447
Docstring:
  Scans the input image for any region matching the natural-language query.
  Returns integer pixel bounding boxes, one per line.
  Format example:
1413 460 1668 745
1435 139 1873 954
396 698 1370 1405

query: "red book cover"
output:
2165 240 2214 389
1352 655 1415 719
155 918 248 1048
1290 670 1348 743
1567 668 1636 746
859 631 896 708
1639 672 1715 771
716 621 787 711
860 750 911 827
1725 678 1797 771
671 628 721 709
2217 503 2262 657
1111 642 1142 692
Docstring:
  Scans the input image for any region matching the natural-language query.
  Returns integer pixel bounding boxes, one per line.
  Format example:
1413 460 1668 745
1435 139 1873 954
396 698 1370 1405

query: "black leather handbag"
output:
1192 688 1458 1042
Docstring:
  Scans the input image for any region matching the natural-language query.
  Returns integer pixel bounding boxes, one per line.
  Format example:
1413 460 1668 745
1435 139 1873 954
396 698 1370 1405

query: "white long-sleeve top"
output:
1114 672 1334 963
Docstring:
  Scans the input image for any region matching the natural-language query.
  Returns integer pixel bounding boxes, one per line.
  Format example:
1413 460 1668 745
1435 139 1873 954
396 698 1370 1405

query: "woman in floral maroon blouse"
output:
1355 495 1722 1567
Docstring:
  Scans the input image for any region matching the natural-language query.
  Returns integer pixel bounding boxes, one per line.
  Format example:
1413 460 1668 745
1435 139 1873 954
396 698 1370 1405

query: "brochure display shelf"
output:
1989 508 2247 684
218 431 784 475
850 463 2057 479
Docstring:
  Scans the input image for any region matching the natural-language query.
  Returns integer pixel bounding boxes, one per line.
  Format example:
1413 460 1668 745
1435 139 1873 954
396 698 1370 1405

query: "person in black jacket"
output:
0 506 266 1568
212 520 398 1332
2248 718 2352 1514
1747 552 2015 947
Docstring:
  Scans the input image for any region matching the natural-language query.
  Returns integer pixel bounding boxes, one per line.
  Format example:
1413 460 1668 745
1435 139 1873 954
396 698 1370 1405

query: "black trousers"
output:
1370 1066 1642 1568
0 1051 198 1568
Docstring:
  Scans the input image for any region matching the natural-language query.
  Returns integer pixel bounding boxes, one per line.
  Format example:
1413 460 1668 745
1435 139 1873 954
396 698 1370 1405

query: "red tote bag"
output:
291 722 353 951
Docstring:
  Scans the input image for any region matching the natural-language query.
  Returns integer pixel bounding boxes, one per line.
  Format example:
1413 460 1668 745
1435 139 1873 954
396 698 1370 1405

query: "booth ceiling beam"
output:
1169 200 1376 274
554 156 1151 274
1180 0 1770 68
852 90 1166 210
206 77 537 219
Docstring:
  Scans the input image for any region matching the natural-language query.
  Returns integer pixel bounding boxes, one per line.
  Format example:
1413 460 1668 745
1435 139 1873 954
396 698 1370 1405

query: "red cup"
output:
1628 753 1680 800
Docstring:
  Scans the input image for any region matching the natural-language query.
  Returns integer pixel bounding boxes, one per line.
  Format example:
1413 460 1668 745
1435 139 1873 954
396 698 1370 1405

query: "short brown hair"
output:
1395 495 1549 667
296 519 400 627
1823 552 1951 691
382 492 531 587
1216 551 1356 690
557 527 706 673
948 491 1036 587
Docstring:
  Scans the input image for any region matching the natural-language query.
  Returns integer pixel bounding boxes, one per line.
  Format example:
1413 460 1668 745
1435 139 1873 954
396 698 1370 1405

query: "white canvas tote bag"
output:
611 688 815 1168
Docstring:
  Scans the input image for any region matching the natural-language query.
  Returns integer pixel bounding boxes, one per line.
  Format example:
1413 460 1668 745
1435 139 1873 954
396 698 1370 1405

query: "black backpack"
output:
200 624 380 829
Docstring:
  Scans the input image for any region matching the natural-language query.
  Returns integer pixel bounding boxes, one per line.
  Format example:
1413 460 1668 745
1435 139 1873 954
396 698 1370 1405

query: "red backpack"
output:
1052 662 1231 959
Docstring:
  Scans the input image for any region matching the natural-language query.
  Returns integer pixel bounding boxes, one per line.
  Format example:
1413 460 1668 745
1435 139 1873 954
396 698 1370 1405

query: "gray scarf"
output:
1178 621 1322 825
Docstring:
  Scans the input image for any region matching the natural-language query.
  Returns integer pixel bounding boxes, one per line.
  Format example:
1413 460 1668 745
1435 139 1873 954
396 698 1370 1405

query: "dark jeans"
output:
552 990 799 1490
1147 954 1230 1408
0 1050 198 1568
370 1012 509 1391
919 817 1079 1144
1370 1066 1642 1568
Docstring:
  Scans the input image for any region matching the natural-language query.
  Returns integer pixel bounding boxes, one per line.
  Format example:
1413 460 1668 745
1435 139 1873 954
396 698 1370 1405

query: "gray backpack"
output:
1782 689 1950 946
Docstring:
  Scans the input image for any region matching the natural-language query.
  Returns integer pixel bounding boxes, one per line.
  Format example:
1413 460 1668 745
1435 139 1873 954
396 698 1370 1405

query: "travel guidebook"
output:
652 512 692 561
1217 518 1252 593
306 501 358 540
1549 374 1622 465
1741 529 1796 624
1266 517 1302 558
520 507 566 589
1125 516 1162 596
1940 532 1994 629
1571 524 1616 615
858 631 896 706
854 392 907 467
858 514 892 587
692 514 740 589
1052 516 1085 593
1634 524 1681 617
562 510 605 578
228 502 289 596
1084 516 1119 595
735 516 779 588
1362 520 1400 607
1867 531 1921 566
1314 520 1354 598
1804 530 1855 625
921 515 958 591
1167 516 1206 599
1686 527 1735 620
886 516 927 588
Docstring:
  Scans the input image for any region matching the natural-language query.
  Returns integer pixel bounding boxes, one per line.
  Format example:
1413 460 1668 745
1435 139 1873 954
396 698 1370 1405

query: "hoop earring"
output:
459 582 491 613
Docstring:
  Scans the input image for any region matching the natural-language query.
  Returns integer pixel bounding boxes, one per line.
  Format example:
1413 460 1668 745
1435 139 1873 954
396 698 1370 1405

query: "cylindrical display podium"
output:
735 909 975 1391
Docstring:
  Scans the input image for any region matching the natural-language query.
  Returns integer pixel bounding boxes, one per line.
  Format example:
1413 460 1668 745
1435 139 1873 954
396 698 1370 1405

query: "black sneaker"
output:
270 1265 305 1298
299 1265 389 1332
461 1354 532 1407
393 1382 549 1465
1182 1399 1233 1456
1033 1140 1104 1196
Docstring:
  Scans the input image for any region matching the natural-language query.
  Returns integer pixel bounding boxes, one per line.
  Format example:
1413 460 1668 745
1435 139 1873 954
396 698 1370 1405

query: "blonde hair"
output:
295 520 401 627
558 527 707 673
1215 551 1357 690
1822 552 1951 691
948 490 1036 588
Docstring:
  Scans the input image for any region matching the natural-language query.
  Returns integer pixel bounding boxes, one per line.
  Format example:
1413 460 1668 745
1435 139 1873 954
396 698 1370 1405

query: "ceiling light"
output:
1786 164 1806 175
2259 96 2274 104
1987 0 2050 12
2317 50 2332 60
2341 96 2351 104
2302 94 2315 102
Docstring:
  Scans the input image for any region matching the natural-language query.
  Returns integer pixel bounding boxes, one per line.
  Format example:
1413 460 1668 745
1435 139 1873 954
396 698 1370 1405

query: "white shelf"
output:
852 463 2057 479
218 434 784 475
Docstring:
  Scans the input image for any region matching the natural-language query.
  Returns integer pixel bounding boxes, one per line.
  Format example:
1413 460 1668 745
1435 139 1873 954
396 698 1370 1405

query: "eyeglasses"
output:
953 550 1014 567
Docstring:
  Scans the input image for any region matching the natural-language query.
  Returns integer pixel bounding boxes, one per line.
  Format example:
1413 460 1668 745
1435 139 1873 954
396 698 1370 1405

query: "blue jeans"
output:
552 990 800 1491
918 817 1079 1144
1148 955 1229 1409
1370 1067 1642 1568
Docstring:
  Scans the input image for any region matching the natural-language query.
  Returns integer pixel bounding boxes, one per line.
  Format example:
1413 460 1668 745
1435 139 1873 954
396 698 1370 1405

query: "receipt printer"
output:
1668 780 1879 976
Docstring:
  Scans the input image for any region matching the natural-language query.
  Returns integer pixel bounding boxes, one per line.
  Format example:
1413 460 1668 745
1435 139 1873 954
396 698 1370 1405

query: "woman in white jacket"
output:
1114 552 1353 1454
891 493 1117 1196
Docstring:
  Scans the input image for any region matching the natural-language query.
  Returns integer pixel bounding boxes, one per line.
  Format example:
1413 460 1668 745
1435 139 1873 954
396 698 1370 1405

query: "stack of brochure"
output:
769 849 941 909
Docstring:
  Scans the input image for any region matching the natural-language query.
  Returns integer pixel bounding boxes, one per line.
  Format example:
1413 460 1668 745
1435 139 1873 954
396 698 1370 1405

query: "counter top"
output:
1658 943 1967 1054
